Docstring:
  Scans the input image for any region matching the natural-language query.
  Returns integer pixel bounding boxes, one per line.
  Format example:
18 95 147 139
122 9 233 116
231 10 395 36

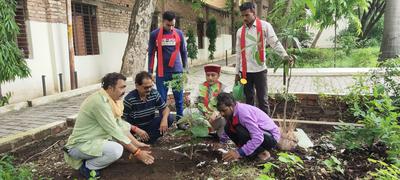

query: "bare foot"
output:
258 150 271 161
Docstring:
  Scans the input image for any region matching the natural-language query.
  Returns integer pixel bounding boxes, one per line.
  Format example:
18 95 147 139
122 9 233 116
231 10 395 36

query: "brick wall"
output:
26 0 66 23
166 93 353 123
25 0 134 32
270 94 352 122
24 0 230 34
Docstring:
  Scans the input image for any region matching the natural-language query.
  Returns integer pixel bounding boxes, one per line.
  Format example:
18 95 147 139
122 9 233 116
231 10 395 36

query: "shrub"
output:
0 155 34 180
332 60 400 165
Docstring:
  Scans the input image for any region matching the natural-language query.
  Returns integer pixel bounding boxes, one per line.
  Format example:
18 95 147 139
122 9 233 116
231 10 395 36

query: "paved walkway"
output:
0 56 362 139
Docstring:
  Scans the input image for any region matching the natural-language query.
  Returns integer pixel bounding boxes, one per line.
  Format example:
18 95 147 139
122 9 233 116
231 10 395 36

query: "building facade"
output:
3 0 232 103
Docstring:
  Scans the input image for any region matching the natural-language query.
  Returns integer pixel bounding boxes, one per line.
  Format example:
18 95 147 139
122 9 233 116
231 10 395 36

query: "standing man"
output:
64 73 154 178
235 2 292 115
123 71 174 144
148 11 188 126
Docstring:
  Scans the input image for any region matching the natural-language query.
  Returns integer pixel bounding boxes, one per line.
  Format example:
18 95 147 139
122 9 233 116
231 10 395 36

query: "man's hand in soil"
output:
222 150 241 161
136 128 150 142
136 150 154 165
159 118 168 135
136 142 151 149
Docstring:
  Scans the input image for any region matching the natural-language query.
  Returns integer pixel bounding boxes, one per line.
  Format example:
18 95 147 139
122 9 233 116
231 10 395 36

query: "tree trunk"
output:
311 28 323 48
379 0 400 60
120 0 158 77
359 0 385 40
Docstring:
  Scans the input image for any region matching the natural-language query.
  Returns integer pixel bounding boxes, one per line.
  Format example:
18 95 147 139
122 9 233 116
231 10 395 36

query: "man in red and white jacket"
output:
235 2 292 115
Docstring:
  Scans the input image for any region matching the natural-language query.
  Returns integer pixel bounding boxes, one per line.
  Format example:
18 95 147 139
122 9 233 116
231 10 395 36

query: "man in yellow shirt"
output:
64 73 154 178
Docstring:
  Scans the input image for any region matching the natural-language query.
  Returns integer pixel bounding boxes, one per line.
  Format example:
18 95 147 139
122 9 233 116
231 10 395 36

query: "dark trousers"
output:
156 73 184 120
242 70 270 115
136 114 174 144
225 124 277 158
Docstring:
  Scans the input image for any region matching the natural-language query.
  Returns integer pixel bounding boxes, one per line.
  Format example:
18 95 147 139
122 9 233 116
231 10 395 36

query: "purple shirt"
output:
221 103 281 156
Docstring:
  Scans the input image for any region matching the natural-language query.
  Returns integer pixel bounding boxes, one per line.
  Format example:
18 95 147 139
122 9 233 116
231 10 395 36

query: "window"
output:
72 3 99 56
16 0 29 58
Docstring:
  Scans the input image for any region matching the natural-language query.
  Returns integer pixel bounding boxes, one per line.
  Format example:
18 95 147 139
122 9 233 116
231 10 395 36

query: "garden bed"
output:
5 123 385 180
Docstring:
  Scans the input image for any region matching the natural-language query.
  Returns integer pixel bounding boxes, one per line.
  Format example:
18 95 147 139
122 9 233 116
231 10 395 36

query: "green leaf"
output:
190 126 209 137
246 33 257 42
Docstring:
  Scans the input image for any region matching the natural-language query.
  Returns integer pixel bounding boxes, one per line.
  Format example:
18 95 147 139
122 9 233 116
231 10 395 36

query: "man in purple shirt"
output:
216 93 280 161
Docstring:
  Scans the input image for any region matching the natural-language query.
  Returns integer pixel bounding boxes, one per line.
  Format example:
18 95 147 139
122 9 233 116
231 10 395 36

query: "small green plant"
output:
0 92 12 107
176 109 211 138
164 73 187 92
258 152 303 179
257 162 278 180
323 156 344 174
367 159 400 180
186 29 198 64
277 152 304 173
0 155 34 180
88 170 99 180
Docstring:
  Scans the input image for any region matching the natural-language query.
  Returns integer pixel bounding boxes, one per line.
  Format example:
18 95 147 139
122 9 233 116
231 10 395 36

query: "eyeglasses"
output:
143 85 153 90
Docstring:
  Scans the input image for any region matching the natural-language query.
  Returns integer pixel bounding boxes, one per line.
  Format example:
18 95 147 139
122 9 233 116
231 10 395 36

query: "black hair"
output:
135 71 152 85
163 11 176 21
101 72 126 90
216 92 236 110
239 2 255 12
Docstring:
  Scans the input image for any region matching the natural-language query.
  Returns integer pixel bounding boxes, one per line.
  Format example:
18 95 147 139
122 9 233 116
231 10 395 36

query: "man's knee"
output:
104 142 123 161
167 114 174 126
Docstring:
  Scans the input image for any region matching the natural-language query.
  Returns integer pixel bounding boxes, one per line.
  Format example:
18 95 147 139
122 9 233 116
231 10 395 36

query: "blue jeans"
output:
137 114 174 144
156 72 184 120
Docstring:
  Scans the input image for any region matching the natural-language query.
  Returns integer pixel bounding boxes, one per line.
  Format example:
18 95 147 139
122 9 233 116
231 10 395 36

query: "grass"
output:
0 155 34 180
288 47 380 68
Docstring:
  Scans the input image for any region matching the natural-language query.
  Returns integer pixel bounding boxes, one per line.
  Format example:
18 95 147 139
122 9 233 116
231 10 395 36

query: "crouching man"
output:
64 73 154 178
216 93 280 161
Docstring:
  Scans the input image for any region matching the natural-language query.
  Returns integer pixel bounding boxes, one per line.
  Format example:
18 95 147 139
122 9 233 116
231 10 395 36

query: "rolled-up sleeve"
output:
264 22 288 58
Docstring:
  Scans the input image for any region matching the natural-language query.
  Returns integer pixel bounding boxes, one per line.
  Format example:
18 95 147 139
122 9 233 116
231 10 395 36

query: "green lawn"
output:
289 47 380 68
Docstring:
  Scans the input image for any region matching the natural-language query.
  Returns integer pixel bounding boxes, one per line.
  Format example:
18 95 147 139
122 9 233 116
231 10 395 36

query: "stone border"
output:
273 119 363 127
0 78 134 115
0 121 67 154
0 102 29 114
221 66 383 76
27 83 101 107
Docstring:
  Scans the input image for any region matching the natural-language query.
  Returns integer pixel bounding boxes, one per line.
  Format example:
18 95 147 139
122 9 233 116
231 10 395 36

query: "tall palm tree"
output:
380 0 400 60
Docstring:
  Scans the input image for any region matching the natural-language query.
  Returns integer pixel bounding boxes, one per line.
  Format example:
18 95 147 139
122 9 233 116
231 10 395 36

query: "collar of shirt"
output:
245 20 257 29
133 89 149 102
233 103 240 117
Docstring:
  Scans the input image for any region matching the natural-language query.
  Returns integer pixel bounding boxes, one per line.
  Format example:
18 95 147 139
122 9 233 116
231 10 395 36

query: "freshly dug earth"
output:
7 124 383 179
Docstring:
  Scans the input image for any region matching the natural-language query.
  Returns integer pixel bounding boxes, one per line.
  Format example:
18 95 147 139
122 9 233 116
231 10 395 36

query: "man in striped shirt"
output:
123 71 174 144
